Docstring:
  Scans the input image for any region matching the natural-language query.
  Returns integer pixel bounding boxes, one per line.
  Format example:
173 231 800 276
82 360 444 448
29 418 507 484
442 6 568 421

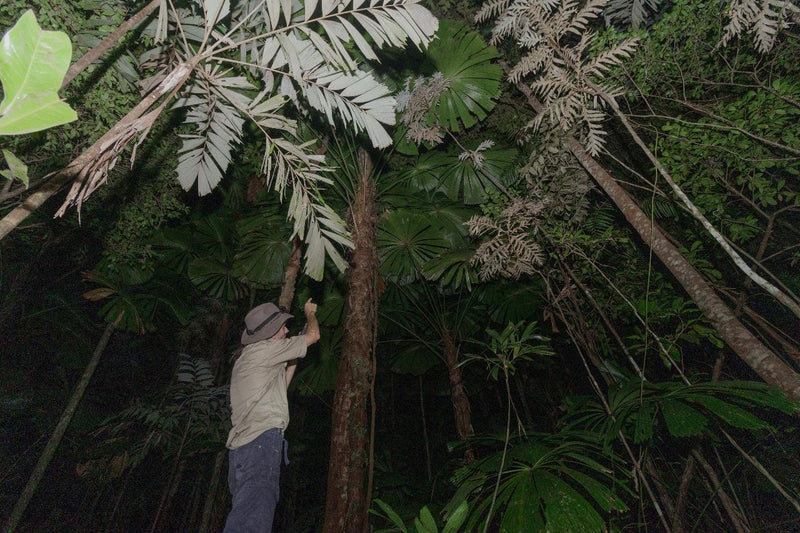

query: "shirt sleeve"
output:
262 336 308 365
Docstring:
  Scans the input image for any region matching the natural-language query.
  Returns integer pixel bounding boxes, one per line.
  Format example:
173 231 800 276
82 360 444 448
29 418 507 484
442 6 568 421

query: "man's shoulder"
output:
240 336 305 359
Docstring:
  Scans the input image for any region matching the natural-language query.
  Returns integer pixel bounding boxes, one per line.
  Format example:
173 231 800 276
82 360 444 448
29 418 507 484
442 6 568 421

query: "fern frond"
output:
721 0 797 53
582 37 639 77
476 0 513 23
604 0 661 28
568 0 608 35
582 107 607 156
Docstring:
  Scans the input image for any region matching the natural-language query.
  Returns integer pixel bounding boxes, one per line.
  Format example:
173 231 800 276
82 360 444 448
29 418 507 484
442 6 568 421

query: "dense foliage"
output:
2 0 799 531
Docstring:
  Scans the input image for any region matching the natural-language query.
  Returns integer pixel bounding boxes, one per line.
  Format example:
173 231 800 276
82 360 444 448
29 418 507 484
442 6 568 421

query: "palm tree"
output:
0 0 439 290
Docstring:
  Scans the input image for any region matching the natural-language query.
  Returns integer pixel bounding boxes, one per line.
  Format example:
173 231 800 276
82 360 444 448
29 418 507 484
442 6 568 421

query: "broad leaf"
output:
295 326 341 395
0 10 77 135
378 209 449 284
232 211 293 286
440 146 518 204
694 396 770 430
188 257 247 301
660 399 708 437
390 347 438 376
424 20 502 131
1 150 29 187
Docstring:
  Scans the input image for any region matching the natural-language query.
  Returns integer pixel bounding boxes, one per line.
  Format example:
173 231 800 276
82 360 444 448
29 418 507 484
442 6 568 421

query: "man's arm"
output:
286 298 320 387
303 298 321 346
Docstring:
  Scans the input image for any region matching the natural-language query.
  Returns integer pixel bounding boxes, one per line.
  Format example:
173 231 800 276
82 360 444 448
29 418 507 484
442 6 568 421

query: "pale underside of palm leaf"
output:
53 0 439 282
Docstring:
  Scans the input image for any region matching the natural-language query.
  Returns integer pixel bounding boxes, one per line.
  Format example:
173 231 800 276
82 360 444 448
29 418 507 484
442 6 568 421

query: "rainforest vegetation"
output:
1 0 799 531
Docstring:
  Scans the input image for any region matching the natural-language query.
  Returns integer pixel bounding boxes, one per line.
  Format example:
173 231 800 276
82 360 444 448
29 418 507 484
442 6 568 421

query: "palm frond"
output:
174 70 247 196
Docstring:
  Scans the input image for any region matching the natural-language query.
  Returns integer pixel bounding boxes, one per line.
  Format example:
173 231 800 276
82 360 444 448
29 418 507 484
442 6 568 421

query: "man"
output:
223 298 320 533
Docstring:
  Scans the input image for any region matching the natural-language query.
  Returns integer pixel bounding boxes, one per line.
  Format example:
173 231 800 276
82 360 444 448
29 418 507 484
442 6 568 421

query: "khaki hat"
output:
241 303 293 345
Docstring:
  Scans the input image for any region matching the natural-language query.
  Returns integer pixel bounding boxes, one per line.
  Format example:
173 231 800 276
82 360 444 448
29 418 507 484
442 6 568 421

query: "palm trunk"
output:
512 78 800 400
322 149 377 533
442 327 475 463
3 319 117 533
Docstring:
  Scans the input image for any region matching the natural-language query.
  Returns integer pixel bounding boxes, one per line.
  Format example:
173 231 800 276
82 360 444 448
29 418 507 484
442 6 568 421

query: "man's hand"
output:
304 298 318 317
304 298 320 346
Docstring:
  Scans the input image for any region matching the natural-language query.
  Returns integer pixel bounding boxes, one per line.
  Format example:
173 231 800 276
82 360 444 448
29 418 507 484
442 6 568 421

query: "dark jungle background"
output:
1 0 799 531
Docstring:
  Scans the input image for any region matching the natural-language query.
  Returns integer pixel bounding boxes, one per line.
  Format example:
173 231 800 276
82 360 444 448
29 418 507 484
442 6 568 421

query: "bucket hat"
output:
241 303 293 345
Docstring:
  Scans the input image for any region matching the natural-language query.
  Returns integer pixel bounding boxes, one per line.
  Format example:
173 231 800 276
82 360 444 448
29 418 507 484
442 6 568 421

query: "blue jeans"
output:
223 428 283 533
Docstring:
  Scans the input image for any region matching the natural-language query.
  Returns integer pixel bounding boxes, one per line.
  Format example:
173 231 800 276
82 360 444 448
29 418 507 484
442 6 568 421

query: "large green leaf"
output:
693 396 770 430
422 249 477 291
449 433 627 532
1 149 29 187
400 147 518 205
424 20 502 131
378 209 449 284
151 227 200 273
295 326 341 396
232 210 293 286
188 257 247 301
440 146 518 204
0 10 77 135
539 471 606 533
660 399 708 437
390 347 439 376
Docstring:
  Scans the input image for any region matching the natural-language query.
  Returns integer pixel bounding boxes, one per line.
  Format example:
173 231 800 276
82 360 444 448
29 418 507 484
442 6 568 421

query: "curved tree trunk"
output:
511 78 800 400
322 149 377 533
278 237 303 309
4 319 117 533
442 327 475 463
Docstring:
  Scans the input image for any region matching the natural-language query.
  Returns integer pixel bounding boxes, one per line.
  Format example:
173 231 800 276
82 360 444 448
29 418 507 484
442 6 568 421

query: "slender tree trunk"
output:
692 450 750 533
3 319 117 533
442 327 475 464
152 458 187 532
322 149 377 533
672 455 697 532
180 470 202 532
510 78 800 400
279 237 303 309
200 451 226 533
63 0 160 88
419 375 432 482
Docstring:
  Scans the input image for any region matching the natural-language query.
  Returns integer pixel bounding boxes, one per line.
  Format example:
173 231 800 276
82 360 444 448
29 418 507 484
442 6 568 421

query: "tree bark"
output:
511 79 800 400
322 149 377 533
3 319 117 533
278 237 303 309
442 327 475 463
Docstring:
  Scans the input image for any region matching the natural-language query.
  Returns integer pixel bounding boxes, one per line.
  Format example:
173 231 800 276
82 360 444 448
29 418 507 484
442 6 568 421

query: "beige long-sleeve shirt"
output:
226 336 307 449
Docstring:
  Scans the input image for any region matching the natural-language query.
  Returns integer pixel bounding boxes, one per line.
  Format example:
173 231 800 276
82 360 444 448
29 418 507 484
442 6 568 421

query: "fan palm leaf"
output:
423 20 503 132
378 209 449 284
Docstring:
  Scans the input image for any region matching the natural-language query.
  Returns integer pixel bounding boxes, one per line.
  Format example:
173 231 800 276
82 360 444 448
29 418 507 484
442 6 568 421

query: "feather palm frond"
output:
174 68 248 196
